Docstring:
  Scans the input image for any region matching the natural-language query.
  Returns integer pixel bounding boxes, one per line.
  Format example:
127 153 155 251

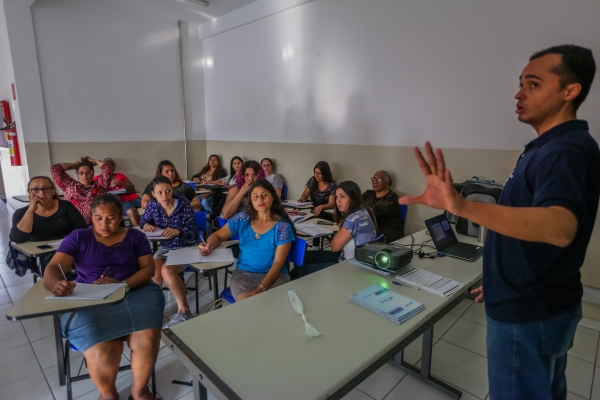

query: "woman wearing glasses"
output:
200 180 294 301
261 158 284 198
362 170 404 243
9 177 87 275
50 156 111 224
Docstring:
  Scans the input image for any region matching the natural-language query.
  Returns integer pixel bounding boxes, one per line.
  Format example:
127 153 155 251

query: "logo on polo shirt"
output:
504 171 514 186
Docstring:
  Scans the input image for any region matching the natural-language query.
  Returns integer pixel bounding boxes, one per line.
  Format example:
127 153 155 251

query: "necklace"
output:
252 229 261 240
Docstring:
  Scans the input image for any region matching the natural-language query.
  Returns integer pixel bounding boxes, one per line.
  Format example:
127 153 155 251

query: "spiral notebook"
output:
350 284 425 324
45 283 126 301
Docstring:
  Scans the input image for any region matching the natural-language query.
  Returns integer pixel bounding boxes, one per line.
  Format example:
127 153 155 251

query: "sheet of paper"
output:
289 215 309 224
395 267 464 297
199 249 235 263
145 229 165 238
46 283 125 301
165 247 201 265
108 188 127 194
295 223 332 238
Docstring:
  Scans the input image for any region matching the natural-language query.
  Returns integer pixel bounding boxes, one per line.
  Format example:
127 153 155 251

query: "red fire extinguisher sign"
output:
1 100 21 166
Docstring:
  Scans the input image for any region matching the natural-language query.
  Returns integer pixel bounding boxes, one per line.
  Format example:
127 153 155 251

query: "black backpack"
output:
446 177 503 237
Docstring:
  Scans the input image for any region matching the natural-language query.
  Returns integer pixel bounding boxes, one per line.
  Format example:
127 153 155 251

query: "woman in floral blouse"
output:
50 156 111 225
141 176 198 328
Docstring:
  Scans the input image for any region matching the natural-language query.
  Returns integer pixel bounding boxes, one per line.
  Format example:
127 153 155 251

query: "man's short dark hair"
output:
530 45 596 111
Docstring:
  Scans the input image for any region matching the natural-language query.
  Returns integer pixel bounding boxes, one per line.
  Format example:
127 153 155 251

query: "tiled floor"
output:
1 201 599 400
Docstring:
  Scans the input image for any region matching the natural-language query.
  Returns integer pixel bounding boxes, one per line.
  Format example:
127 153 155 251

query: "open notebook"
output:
46 283 126 301
295 223 332 238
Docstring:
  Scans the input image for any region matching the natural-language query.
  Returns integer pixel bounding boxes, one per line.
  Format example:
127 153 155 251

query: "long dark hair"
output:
75 160 94 173
150 176 172 191
229 156 243 177
245 180 296 236
155 160 182 183
234 160 266 188
310 161 334 199
334 181 377 229
197 154 222 181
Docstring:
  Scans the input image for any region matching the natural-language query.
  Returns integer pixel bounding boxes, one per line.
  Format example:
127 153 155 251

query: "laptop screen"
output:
424 214 458 251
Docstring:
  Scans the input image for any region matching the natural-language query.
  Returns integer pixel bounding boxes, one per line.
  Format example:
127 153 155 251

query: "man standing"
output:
401 45 598 399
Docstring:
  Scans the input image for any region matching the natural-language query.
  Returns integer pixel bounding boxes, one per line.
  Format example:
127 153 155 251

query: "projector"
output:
355 243 413 272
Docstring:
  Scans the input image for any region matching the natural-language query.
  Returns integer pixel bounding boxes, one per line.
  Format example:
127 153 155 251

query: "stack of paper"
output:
46 283 126 301
294 223 332 238
108 188 127 194
144 229 166 238
289 214 310 224
395 268 464 297
350 284 425 324
165 247 235 266
283 201 313 207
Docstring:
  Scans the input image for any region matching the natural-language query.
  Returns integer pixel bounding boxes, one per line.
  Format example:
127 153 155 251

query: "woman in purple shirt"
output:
140 176 198 328
44 194 164 400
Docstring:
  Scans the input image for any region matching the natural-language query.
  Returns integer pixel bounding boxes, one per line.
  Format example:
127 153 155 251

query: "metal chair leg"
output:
65 340 73 400
195 271 200 314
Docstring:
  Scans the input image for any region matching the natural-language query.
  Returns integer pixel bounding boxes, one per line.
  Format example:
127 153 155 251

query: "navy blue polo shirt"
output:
483 120 600 323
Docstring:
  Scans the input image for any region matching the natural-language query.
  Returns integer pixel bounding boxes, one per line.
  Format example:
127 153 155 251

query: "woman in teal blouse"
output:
199 180 295 301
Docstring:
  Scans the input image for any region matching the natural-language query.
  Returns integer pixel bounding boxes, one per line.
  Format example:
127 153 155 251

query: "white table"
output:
163 228 482 400
12 240 63 281
185 241 238 301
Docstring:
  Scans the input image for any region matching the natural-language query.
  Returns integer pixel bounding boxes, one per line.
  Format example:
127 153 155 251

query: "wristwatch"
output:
122 282 130 293
259 284 267 292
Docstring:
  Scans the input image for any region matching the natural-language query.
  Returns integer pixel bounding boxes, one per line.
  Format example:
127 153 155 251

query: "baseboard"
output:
583 286 600 306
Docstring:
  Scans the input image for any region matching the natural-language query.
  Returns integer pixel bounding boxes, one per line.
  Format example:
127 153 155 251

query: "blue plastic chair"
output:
221 238 308 304
194 211 207 239
400 204 408 222
281 184 288 200
217 217 239 240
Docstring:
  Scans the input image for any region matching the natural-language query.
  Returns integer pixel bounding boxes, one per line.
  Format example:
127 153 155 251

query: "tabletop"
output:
296 218 340 233
165 228 482 400
12 239 63 257
186 241 238 272
6 280 126 321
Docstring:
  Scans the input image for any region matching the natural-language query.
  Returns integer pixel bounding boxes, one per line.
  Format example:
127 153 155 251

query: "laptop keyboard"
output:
445 242 482 259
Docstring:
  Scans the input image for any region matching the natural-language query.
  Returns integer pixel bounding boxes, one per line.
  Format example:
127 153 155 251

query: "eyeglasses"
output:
29 187 54 193
370 178 388 183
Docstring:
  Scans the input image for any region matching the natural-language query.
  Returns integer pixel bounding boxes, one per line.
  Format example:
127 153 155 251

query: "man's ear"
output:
564 82 582 103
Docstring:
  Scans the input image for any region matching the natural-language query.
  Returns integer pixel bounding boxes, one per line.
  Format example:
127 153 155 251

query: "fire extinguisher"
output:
0 100 21 166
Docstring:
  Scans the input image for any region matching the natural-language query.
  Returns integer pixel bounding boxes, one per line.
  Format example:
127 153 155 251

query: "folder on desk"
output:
283 201 313 207
350 284 425 324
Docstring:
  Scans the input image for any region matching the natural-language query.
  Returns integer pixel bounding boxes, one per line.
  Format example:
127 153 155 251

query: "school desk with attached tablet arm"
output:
162 228 482 400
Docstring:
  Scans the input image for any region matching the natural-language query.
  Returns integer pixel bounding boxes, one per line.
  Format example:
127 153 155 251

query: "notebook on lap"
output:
424 214 483 262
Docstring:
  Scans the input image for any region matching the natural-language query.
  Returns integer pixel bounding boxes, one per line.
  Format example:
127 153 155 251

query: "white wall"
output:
201 0 600 150
31 0 184 143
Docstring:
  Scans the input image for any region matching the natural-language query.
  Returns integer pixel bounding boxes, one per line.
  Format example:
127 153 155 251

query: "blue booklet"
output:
349 284 426 324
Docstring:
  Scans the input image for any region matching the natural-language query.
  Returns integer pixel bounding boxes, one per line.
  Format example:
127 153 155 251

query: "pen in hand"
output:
58 263 68 281
101 266 112 278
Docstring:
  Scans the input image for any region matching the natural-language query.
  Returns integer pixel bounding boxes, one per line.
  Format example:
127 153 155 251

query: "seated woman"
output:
93 157 142 226
141 160 200 210
362 170 404 243
200 180 294 301
291 181 377 280
261 158 284 198
221 160 266 219
141 176 198 328
192 154 227 214
297 161 336 220
212 156 243 226
43 194 164 400
50 156 111 225
9 176 87 275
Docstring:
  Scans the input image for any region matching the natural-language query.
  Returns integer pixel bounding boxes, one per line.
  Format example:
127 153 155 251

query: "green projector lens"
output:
375 252 391 268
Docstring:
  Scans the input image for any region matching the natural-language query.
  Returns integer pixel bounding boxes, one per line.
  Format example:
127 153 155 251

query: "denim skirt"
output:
60 282 165 352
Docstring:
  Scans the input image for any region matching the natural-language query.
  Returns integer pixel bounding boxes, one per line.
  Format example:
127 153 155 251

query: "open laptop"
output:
424 214 483 262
